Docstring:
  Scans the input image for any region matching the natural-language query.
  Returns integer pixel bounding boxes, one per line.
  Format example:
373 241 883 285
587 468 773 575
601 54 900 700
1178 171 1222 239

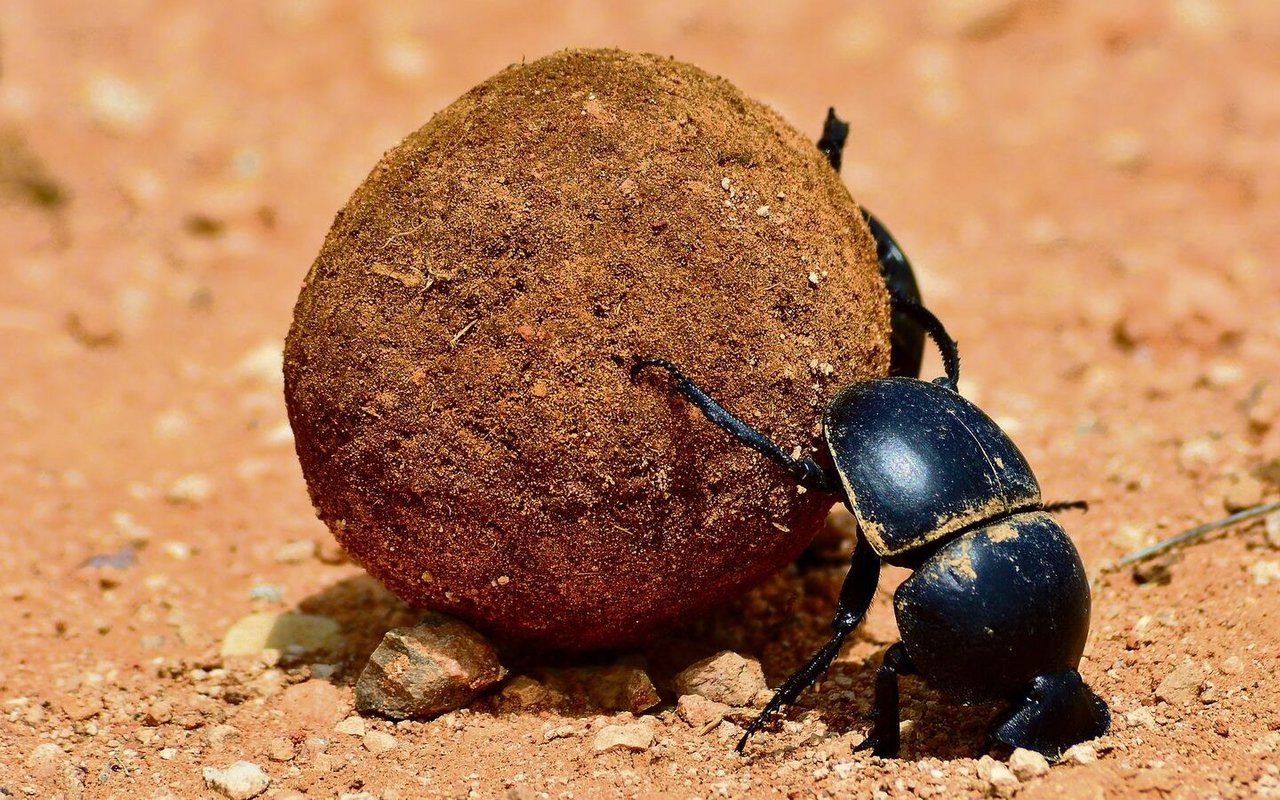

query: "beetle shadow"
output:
291 561 1008 758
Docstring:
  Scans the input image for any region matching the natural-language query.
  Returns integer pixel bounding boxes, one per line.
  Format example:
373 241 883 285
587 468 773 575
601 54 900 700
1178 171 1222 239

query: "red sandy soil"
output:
2 2 1278 798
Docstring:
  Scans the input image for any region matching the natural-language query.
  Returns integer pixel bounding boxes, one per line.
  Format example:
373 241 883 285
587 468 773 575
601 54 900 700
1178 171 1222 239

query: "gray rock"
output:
355 613 506 719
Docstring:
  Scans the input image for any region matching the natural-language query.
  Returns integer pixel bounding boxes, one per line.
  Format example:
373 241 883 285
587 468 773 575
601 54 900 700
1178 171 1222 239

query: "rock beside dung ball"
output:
284 48 889 649
355 613 506 720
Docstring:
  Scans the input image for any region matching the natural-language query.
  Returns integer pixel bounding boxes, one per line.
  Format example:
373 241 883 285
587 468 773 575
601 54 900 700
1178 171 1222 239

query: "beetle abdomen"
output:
893 511 1091 703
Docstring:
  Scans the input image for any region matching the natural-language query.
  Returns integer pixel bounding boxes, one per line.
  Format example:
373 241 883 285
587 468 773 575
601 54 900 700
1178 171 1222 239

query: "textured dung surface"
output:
284 49 889 648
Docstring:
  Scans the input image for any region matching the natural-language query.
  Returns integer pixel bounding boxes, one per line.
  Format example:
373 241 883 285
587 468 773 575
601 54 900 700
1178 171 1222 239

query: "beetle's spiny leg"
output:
631 358 839 494
737 636 848 752
1042 499 1089 514
738 534 881 752
888 293 961 391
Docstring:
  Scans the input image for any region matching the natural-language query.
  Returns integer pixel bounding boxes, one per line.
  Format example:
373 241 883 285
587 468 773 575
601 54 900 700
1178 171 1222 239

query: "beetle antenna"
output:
888 293 960 391
1118 499 1280 565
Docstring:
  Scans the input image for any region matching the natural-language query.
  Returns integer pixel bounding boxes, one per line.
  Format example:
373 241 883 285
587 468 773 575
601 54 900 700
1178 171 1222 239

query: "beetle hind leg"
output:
854 642 916 758
737 533 882 753
991 670 1110 760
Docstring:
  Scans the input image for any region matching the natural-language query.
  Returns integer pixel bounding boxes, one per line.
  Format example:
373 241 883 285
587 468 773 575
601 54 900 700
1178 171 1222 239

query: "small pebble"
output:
204 724 241 748
1008 747 1050 780
1062 742 1099 765
1155 660 1206 707
334 716 366 736
83 72 155 135
499 675 560 710
201 761 270 800
592 722 654 753
273 539 317 564
248 583 284 602
1250 560 1280 585
25 743 64 778
543 665 659 714
542 723 578 742
363 730 397 753
1265 513 1280 549
673 651 767 707
1222 473 1264 512
266 737 294 762
676 694 731 729
1125 707 1159 730
165 473 216 505
977 755 1020 798
1098 128 1149 171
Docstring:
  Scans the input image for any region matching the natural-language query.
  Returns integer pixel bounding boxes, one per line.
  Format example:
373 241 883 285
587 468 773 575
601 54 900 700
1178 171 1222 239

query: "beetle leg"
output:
631 358 841 494
1042 499 1089 514
887 293 962 391
854 642 917 758
817 108 850 172
737 533 881 752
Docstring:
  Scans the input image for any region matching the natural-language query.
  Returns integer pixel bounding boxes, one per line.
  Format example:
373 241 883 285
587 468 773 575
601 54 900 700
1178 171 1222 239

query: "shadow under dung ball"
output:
284 48 890 650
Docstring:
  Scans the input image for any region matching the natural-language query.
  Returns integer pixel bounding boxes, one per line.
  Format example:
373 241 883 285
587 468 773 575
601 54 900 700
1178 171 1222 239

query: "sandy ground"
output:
2 1 1279 798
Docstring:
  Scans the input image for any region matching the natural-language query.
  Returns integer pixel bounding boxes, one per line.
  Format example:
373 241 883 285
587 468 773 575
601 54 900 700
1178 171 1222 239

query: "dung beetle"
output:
629 112 1110 760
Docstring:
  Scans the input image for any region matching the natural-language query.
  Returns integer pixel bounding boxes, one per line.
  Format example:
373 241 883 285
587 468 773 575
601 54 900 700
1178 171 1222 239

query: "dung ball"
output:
284 48 889 650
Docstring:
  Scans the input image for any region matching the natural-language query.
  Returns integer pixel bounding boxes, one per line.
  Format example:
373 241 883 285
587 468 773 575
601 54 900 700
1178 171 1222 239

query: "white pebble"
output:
166 473 215 505
1008 747 1050 780
84 73 155 135
201 761 270 800
363 730 397 753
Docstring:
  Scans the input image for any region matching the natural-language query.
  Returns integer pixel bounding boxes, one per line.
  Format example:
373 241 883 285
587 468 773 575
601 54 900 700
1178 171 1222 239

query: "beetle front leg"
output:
854 642 917 758
631 358 841 494
737 532 881 752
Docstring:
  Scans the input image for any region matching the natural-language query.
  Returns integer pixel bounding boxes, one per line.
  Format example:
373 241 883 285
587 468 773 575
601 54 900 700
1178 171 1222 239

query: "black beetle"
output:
629 111 1109 759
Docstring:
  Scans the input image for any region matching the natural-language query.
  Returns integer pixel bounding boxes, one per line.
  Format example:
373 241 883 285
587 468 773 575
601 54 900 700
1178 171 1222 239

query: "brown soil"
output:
284 48 888 650
2 2 1279 799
